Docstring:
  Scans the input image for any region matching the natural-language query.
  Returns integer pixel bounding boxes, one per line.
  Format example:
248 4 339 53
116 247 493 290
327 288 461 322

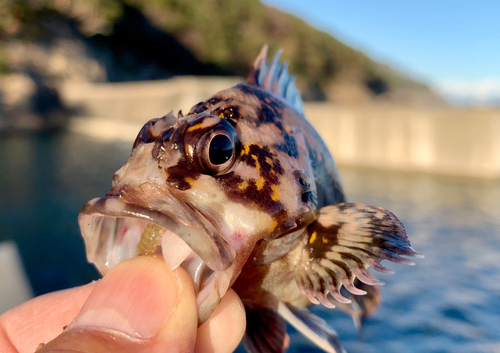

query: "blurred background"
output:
1 0 499 352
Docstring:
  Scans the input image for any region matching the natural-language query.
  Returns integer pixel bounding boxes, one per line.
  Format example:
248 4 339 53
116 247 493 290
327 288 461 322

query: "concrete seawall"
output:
306 104 500 179
61 77 500 179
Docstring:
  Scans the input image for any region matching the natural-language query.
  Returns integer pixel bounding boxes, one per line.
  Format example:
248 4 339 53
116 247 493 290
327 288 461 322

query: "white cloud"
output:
434 77 500 106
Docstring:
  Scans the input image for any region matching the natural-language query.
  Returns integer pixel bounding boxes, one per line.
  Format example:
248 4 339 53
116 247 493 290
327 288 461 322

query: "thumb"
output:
38 256 198 353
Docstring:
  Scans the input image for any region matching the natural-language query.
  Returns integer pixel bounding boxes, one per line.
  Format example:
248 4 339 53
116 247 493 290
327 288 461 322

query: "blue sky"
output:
262 0 500 105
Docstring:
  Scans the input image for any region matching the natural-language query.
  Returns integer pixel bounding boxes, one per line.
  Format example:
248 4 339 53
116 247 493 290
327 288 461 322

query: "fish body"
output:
78 46 420 352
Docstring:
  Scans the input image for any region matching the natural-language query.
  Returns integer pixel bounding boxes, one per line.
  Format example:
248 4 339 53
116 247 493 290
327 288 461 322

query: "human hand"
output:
0 256 246 353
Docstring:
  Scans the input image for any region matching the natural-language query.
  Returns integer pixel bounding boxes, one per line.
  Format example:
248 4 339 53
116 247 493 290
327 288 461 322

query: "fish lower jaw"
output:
78 197 236 323
164 237 233 323
163 238 231 316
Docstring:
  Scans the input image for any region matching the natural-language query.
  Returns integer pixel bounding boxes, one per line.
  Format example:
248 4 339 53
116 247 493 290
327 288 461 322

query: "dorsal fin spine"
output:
265 48 283 90
277 61 290 95
247 45 304 114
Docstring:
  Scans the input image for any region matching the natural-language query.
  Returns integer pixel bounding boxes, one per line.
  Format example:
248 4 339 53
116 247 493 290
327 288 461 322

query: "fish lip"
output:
78 196 235 274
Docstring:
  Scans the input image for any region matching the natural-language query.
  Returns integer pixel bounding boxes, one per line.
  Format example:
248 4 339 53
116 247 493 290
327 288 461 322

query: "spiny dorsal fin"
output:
247 45 304 114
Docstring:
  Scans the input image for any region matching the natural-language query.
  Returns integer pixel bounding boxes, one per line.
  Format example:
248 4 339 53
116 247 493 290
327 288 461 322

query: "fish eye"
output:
209 134 234 165
184 115 240 175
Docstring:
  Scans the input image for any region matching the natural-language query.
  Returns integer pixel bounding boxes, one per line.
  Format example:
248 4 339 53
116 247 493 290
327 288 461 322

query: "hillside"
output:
0 0 444 130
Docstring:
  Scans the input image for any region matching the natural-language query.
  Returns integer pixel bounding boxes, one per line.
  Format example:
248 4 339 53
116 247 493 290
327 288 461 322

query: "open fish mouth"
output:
78 197 236 322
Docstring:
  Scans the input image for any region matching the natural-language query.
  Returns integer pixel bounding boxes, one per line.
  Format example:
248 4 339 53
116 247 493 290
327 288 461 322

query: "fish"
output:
78 45 422 353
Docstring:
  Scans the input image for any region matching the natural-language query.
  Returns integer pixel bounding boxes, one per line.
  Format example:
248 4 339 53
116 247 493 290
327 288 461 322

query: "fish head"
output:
78 92 315 322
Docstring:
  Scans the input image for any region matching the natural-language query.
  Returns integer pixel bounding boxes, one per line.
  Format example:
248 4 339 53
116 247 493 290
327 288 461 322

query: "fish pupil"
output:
209 135 233 165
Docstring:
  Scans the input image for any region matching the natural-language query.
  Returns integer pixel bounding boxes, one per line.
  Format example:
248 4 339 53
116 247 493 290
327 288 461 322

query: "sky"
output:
262 0 500 106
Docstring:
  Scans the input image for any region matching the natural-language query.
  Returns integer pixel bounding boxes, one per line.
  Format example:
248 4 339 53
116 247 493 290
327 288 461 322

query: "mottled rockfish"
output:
79 46 421 353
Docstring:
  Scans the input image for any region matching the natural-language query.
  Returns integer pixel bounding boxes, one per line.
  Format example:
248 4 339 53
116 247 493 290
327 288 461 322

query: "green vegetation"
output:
0 0 434 102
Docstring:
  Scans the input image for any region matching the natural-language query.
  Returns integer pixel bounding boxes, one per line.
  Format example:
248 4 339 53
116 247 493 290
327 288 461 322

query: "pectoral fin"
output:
295 203 422 307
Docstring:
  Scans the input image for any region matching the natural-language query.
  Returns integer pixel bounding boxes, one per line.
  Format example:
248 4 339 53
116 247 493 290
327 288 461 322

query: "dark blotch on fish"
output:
166 160 200 190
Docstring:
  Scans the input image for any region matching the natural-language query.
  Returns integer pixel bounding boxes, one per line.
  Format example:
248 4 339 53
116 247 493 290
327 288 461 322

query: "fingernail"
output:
69 256 178 339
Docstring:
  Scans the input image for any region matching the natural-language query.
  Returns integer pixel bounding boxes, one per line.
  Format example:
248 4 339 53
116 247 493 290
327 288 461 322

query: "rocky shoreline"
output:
0 1 446 133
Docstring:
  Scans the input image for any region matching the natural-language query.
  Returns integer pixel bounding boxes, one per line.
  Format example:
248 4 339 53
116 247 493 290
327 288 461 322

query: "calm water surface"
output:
1 132 500 353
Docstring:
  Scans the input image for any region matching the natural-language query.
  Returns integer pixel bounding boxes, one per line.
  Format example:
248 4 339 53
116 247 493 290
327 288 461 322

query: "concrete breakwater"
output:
306 104 500 179
61 77 500 179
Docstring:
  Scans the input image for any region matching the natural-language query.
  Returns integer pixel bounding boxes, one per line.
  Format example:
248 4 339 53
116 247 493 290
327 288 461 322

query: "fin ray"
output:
247 45 304 114
331 279 382 342
242 304 289 353
277 302 346 353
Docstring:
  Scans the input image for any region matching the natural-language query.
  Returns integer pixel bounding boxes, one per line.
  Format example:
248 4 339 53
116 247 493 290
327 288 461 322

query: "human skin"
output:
0 256 246 353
